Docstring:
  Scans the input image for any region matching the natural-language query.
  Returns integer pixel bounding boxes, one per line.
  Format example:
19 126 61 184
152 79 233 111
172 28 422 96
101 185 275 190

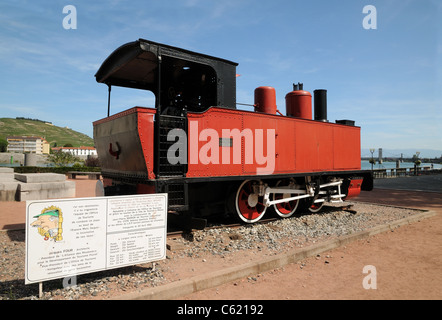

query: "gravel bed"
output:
0 201 424 300
173 202 424 259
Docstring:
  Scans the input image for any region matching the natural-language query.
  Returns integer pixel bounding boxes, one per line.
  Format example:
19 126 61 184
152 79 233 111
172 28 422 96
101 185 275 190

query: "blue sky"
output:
1 0 441 158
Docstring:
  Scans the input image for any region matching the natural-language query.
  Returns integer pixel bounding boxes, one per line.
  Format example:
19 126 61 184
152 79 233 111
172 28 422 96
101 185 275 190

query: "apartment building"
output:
7 136 50 154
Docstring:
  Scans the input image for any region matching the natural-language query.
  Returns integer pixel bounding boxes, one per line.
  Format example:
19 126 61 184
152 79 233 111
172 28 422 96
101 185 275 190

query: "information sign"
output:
25 194 167 284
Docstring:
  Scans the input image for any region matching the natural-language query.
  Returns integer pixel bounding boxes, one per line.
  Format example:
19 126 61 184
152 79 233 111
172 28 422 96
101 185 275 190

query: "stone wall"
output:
0 153 49 166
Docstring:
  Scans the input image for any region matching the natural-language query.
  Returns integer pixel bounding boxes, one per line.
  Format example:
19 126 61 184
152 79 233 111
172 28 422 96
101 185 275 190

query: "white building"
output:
53 146 97 157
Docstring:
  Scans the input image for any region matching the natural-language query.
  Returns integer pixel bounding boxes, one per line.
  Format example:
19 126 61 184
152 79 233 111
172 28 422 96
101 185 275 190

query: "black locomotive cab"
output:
95 38 238 116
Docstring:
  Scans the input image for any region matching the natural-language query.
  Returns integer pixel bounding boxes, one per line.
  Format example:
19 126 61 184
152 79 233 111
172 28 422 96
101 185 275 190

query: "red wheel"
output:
272 180 299 218
235 180 267 223
308 199 325 213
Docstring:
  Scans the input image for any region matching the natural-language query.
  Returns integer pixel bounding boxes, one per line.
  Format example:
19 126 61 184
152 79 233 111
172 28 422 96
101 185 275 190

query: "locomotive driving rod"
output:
263 180 344 207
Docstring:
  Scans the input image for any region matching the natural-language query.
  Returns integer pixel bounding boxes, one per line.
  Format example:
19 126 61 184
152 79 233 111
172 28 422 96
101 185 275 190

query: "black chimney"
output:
314 89 327 122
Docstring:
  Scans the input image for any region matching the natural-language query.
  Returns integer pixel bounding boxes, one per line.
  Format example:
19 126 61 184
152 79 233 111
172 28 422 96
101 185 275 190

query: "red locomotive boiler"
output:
93 39 373 224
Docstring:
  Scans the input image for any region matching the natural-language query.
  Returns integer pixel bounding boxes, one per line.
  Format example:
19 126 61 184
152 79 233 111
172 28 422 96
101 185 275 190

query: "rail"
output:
372 166 441 179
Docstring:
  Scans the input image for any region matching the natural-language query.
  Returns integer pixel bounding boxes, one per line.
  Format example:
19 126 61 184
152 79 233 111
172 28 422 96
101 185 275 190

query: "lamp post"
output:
369 148 375 171
414 151 421 175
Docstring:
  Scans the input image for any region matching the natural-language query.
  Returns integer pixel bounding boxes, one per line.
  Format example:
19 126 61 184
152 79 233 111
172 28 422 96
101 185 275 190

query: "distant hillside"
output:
0 118 94 147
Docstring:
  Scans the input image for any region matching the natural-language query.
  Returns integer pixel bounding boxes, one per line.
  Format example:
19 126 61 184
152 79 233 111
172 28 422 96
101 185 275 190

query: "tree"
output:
47 150 81 167
0 138 8 152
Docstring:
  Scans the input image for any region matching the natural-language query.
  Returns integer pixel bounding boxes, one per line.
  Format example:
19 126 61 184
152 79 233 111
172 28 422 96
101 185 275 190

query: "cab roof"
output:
95 38 238 90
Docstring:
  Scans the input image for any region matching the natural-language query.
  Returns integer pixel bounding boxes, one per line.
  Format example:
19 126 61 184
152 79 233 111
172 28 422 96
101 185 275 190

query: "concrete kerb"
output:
14 173 66 183
113 209 437 300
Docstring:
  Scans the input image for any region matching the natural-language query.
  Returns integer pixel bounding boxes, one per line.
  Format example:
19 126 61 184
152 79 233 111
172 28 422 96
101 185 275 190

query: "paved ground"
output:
0 177 96 231
374 174 442 193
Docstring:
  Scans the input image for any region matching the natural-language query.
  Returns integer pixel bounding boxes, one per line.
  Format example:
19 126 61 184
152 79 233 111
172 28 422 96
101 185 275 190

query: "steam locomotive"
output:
93 39 373 224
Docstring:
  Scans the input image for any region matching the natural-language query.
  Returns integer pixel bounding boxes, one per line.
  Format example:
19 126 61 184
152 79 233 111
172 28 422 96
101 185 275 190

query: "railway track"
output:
167 218 278 238
166 204 356 238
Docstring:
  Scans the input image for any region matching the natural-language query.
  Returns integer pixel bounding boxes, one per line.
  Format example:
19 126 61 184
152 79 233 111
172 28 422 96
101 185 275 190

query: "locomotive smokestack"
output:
314 89 328 122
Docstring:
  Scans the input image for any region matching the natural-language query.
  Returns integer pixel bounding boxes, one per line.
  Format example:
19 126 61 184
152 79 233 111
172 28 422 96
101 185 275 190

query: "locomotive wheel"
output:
271 180 299 218
235 180 267 224
308 199 325 213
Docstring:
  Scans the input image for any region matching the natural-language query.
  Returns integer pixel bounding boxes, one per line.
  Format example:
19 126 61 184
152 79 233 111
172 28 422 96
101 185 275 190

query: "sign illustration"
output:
30 206 63 242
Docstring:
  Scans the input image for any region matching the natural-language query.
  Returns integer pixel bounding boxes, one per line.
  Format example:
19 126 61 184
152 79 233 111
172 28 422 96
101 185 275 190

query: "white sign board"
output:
25 193 167 284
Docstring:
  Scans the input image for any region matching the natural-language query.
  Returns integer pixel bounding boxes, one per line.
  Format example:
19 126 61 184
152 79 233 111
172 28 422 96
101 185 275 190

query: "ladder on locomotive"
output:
158 114 187 177
157 113 189 211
